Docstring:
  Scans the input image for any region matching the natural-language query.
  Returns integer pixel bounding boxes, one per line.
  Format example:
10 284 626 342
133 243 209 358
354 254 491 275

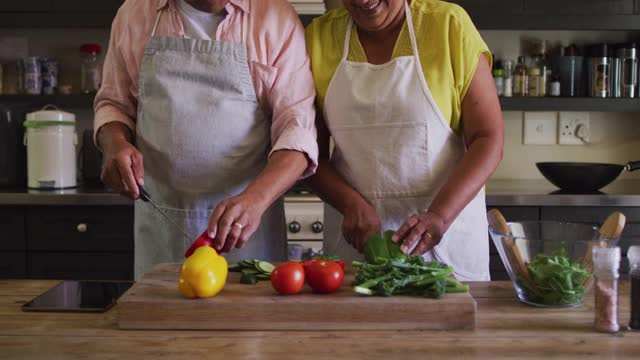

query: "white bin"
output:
24 107 77 189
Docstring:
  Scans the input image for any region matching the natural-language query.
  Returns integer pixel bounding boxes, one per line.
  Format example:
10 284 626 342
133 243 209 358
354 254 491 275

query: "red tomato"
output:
271 261 305 295
306 260 344 294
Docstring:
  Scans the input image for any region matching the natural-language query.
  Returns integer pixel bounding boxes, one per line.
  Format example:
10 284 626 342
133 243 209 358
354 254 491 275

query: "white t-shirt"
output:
176 0 225 40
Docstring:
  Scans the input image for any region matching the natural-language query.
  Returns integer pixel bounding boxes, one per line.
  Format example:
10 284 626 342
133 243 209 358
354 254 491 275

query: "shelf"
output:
0 94 95 108
470 14 640 31
499 97 640 112
0 12 116 28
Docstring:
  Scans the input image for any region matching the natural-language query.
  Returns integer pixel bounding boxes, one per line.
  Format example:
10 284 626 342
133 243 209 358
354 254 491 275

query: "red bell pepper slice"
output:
184 231 214 258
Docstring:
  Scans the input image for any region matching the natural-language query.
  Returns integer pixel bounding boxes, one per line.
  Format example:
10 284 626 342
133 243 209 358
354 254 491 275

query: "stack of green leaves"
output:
352 230 469 298
518 250 591 305
228 259 275 285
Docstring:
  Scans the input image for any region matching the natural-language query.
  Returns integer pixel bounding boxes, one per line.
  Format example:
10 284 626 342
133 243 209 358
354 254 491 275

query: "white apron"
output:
323 2 489 281
133 9 286 279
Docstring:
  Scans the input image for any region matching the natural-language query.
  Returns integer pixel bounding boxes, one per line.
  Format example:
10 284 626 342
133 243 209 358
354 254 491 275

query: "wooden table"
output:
1 280 638 359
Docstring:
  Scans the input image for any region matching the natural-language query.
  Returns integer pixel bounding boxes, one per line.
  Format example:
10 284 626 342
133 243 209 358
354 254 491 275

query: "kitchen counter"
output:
0 185 132 206
1 179 640 207
486 179 640 207
1 280 638 359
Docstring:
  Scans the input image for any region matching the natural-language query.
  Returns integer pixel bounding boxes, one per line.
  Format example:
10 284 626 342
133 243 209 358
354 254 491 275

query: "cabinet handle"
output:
76 223 88 233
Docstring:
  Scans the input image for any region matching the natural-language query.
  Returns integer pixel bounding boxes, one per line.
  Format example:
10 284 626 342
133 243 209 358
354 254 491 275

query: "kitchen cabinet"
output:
28 252 132 280
0 207 26 251
636 0 640 13
524 0 634 15
0 0 123 28
52 0 123 12
0 205 133 280
0 0 52 12
450 0 640 30
0 253 27 279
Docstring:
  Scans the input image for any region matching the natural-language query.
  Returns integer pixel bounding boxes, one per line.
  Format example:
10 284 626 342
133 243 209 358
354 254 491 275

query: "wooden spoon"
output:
487 209 534 287
583 212 626 287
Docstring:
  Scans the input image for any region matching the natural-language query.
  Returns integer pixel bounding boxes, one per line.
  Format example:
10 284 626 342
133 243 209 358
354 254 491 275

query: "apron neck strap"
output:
242 11 248 44
342 1 419 62
151 8 164 37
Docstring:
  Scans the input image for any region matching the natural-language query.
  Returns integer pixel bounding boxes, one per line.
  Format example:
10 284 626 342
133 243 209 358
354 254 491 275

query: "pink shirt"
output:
94 0 318 175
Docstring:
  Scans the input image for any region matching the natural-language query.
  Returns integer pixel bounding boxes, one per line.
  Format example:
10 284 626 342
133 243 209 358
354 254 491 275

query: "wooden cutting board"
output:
117 263 476 330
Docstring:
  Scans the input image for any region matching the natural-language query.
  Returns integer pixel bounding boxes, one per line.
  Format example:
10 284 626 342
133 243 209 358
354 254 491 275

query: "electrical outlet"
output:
558 112 590 145
523 112 557 145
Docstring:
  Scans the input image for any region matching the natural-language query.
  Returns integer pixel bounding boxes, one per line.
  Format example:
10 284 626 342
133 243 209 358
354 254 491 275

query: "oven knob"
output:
288 221 301 234
311 221 323 234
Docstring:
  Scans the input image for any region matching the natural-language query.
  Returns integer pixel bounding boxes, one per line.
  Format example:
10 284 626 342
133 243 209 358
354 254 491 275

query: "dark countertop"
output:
1 179 640 207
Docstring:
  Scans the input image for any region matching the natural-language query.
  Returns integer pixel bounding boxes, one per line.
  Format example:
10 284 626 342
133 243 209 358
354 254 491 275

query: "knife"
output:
138 186 194 242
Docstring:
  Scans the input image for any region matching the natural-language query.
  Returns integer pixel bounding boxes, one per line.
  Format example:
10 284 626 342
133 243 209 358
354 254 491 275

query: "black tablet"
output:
22 280 134 313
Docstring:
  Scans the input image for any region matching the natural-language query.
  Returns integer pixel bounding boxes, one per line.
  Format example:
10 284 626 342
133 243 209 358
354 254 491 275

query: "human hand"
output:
207 192 268 253
100 137 144 200
341 199 381 253
392 211 449 256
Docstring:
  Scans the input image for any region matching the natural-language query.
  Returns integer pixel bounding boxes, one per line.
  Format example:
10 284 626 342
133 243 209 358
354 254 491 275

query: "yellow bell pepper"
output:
178 246 228 299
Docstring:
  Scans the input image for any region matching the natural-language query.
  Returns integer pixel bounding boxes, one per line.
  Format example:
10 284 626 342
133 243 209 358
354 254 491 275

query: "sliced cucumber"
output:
227 263 242 272
240 273 258 285
241 268 259 276
255 273 271 280
256 261 275 274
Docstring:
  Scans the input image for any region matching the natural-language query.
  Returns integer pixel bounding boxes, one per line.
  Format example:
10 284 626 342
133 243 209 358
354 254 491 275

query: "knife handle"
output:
138 185 151 202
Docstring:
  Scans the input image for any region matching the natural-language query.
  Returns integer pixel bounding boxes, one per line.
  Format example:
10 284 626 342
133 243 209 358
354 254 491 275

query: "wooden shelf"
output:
500 97 640 112
0 94 95 108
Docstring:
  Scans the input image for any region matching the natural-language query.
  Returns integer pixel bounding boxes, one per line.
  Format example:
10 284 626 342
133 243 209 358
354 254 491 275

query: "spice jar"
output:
629 246 640 330
80 43 102 94
593 246 621 333
492 60 505 97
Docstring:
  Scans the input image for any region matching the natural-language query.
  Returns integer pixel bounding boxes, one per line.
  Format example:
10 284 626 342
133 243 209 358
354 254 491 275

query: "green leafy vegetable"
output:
518 250 591 305
311 254 342 261
364 230 407 264
353 232 468 298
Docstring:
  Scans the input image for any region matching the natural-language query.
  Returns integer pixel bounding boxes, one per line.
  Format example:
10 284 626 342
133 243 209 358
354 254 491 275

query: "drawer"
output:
540 207 640 223
0 207 26 251
28 252 133 280
0 252 27 279
27 206 133 252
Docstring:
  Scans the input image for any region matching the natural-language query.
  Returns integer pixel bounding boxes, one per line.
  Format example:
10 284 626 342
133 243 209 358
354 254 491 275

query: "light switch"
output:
523 112 557 145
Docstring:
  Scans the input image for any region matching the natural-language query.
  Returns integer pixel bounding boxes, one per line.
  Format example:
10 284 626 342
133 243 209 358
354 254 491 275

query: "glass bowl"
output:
489 221 620 307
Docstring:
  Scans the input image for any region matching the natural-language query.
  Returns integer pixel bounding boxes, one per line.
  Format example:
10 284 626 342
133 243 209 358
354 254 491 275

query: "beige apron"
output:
133 8 286 279
323 2 489 281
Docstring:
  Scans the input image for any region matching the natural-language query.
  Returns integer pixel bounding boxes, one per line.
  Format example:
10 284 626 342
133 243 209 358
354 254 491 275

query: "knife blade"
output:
138 186 194 242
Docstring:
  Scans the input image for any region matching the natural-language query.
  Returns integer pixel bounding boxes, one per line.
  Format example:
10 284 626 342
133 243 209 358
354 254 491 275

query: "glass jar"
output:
80 43 102 94
629 246 640 330
593 246 621 333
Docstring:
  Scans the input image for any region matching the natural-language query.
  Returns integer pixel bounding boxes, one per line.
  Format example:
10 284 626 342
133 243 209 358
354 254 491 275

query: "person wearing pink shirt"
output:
94 0 318 278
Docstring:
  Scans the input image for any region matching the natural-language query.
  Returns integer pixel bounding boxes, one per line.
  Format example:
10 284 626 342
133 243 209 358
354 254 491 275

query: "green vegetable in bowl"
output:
518 250 591 306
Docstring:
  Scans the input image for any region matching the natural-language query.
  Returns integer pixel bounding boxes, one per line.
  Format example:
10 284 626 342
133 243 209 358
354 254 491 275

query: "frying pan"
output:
536 161 640 192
